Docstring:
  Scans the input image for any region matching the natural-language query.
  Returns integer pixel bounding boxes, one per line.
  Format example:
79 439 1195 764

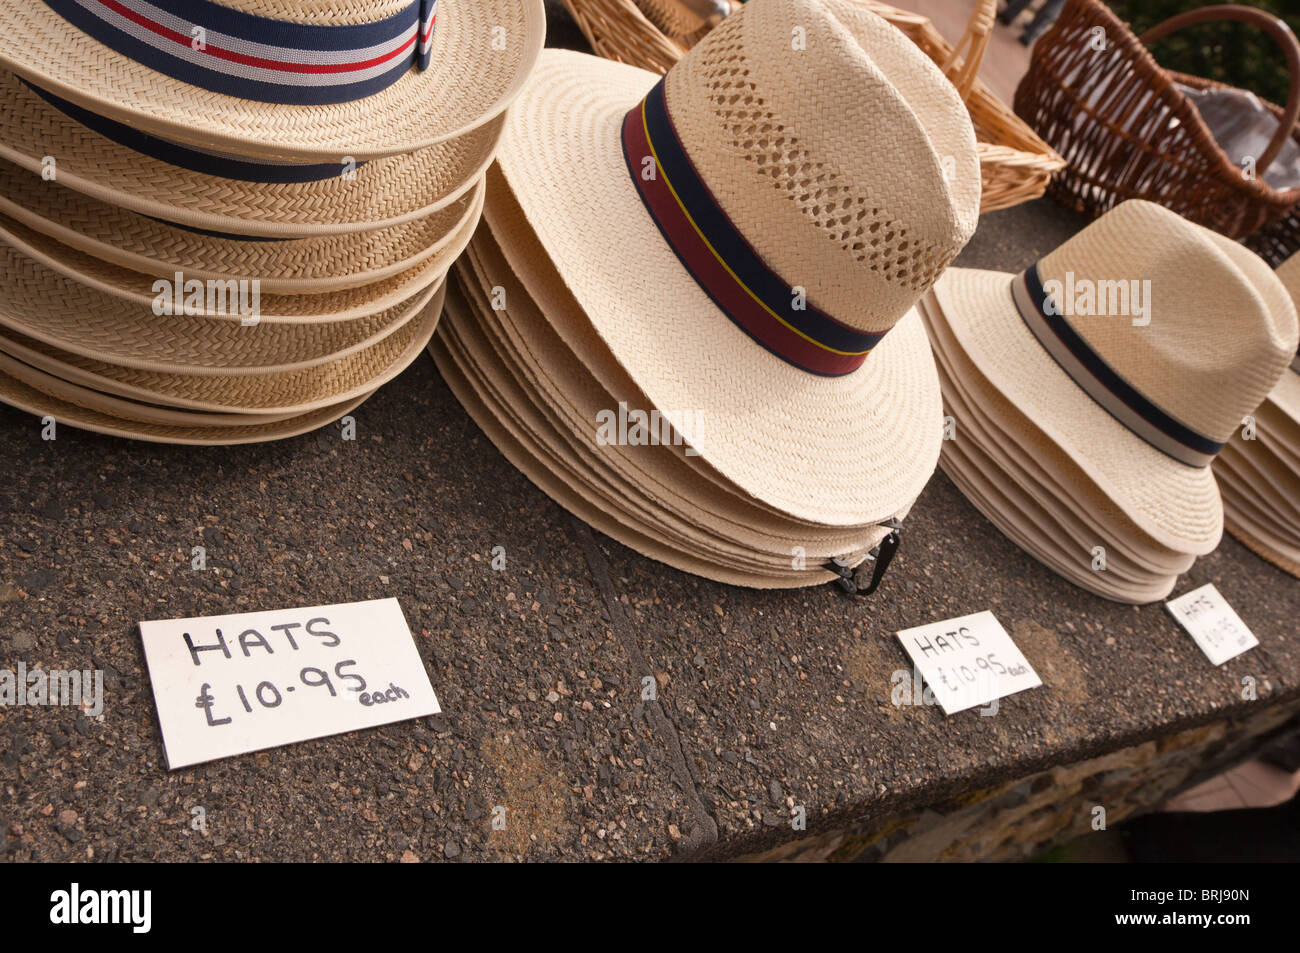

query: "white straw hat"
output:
493 0 980 527
1216 249 1300 577
930 200 1298 558
0 0 546 161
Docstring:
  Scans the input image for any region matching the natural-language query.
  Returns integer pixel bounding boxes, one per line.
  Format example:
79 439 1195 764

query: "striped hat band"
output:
1011 264 1224 469
41 0 437 105
620 79 885 378
23 78 363 184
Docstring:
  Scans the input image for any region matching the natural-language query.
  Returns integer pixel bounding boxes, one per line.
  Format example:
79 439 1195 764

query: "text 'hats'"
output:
933 200 1298 556
0 0 546 160
496 0 981 527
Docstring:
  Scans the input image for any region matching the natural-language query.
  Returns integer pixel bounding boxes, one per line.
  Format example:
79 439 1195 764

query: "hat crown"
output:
660 0 979 336
1035 201 1299 444
206 0 413 25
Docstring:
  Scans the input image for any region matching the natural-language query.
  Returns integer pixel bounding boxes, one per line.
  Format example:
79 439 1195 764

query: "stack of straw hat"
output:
921 200 1299 603
0 0 543 443
1216 251 1300 576
430 0 982 589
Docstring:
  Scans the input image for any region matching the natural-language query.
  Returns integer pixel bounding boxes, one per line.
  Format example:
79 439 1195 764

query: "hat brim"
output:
454 215 888 571
0 158 484 292
0 241 442 374
0 0 545 161
932 267 1223 554
0 70 502 238
920 292 1194 577
1268 369 1300 427
0 278 444 413
495 50 942 528
0 208 458 323
0 365 369 445
433 281 844 588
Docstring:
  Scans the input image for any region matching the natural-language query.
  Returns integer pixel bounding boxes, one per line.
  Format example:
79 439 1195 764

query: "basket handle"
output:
941 0 996 102
1139 4 1300 173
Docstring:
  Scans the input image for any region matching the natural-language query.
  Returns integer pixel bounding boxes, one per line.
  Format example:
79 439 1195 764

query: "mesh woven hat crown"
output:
492 0 982 526
0 0 546 161
657 0 980 337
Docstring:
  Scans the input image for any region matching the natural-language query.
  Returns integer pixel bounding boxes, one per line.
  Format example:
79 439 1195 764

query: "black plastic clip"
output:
828 519 902 597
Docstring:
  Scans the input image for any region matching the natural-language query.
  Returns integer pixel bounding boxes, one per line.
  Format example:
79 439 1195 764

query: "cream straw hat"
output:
0 0 546 161
493 0 980 527
0 69 501 237
930 201 1298 558
1216 250 1300 577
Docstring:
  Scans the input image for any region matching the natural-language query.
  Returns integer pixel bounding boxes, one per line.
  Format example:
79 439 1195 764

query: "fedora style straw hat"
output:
437 193 907 586
491 0 980 531
0 69 503 237
0 1 546 161
924 200 1299 602
1216 251 1300 576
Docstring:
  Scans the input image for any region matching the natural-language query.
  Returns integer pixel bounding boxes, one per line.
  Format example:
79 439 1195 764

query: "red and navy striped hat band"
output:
41 0 437 105
620 79 885 378
1011 263 1225 469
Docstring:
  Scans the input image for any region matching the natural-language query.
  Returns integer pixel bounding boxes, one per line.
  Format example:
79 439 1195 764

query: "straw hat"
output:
494 0 980 527
0 279 445 442
1215 250 1300 577
0 157 485 292
0 279 445 415
440 188 896 584
930 201 1298 559
0 0 546 161
0 69 502 237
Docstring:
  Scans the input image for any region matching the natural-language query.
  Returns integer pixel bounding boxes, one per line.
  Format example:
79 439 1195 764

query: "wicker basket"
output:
1014 0 1300 241
559 0 1066 213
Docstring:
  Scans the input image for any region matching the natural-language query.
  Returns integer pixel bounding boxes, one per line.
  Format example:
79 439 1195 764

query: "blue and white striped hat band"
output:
40 0 437 105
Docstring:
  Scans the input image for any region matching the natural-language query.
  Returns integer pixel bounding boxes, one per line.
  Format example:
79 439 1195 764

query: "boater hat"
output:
930 200 1299 556
0 0 546 161
494 0 980 526
0 69 503 237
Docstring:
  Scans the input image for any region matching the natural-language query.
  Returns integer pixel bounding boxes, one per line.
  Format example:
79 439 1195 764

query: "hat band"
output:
23 79 360 184
41 0 436 105
1011 265 1224 469
620 79 883 378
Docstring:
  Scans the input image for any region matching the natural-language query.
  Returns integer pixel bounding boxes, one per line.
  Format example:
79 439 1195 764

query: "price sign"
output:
895 610 1041 715
1165 584 1259 666
139 598 440 768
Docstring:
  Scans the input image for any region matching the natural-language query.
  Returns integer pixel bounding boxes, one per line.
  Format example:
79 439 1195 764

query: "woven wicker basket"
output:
1014 0 1300 242
559 0 1065 213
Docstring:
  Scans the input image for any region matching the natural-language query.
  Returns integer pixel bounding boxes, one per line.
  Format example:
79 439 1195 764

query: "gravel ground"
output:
2 11 1298 860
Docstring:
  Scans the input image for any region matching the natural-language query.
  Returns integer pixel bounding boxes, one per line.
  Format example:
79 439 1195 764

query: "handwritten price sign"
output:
1165 584 1259 666
140 598 440 768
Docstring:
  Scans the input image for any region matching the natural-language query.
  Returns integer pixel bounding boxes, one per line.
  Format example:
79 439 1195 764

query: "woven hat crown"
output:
1036 200 1299 443
661 0 980 335
204 0 412 25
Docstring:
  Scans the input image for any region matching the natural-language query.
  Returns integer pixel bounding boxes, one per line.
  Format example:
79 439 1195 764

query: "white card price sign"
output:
1165 584 1259 666
139 597 440 769
895 610 1041 715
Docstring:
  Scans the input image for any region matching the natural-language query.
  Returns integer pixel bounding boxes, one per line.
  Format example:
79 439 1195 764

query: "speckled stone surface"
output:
1 9 1297 862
